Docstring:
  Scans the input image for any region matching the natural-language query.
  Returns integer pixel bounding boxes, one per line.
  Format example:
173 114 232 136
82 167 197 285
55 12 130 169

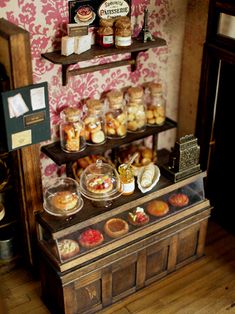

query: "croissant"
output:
140 164 155 188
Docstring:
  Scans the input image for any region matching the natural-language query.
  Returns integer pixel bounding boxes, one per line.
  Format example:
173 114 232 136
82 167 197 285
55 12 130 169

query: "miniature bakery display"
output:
79 159 122 207
43 177 84 217
104 217 129 238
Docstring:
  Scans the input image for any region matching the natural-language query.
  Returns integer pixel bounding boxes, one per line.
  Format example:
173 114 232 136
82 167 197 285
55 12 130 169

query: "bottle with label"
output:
118 163 135 195
114 16 132 48
105 90 127 139
145 83 166 126
96 18 114 48
60 107 86 153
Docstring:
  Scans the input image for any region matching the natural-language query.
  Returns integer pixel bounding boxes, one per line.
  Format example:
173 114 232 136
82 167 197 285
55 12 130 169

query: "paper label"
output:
11 130 32 149
30 87 46 111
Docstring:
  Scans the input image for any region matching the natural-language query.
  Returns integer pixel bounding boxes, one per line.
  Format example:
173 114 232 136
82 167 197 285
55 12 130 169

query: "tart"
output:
79 229 104 249
104 218 129 238
146 200 169 217
128 207 149 226
87 175 113 194
168 193 189 207
57 239 80 260
50 191 79 212
76 6 93 22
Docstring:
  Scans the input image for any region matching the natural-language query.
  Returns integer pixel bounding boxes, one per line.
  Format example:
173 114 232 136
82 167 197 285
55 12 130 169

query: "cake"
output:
104 218 129 238
76 6 93 22
78 229 104 249
87 175 113 194
128 207 149 226
50 191 79 212
146 200 169 217
168 193 189 207
57 239 80 260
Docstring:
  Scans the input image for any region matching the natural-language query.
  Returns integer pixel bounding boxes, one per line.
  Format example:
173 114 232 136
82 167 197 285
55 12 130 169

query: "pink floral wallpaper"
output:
0 0 189 186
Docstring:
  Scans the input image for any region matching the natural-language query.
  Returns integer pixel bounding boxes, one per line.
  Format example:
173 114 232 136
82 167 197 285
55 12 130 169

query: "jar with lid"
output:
84 99 106 145
126 86 146 132
118 163 135 195
114 16 132 48
145 83 166 126
105 90 127 139
60 107 86 153
96 18 114 48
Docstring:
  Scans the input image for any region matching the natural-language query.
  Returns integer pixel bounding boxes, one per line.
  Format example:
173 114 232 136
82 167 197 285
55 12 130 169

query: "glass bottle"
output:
84 99 106 145
96 18 114 48
118 163 135 195
60 107 86 153
146 83 166 126
114 16 132 48
105 90 127 139
126 86 146 133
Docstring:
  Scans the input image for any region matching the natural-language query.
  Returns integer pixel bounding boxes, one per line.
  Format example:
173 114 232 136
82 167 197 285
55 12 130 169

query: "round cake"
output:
146 200 169 217
76 6 93 22
50 191 78 212
128 207 149 226
79 229 104 249
104 218 129 238
87 175 113 194
57 239 80 260
168 193 189 207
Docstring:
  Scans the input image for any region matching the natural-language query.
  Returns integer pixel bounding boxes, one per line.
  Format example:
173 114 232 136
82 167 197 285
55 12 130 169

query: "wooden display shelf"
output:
41 36 167 85
41 118 176 166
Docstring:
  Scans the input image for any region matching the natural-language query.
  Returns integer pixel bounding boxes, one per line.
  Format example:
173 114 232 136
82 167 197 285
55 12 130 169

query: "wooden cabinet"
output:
36 170 211 314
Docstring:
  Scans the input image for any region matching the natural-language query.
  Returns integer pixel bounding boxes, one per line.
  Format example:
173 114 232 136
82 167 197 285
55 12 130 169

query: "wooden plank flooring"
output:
1 221 235 314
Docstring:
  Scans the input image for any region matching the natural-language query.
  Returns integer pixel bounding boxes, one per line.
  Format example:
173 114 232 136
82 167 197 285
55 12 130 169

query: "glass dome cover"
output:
79 159 122 201
43 177 84 217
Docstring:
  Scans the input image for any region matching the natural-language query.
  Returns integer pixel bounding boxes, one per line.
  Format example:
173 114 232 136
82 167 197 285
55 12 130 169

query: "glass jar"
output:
60 107 86 153
84 99 106 145
105 90 127 139
96 18 114 48
118 163 135 195
114 16 132 48
146 83 166 126
126 86 146 132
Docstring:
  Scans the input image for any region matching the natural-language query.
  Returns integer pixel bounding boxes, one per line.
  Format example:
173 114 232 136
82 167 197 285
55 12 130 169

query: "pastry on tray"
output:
57 239 80 260
168 193 189 207
50 191 79 212
78 229 104 249
146 200 169 217
86 175 113 194
128 207 149 226
104 218 129 238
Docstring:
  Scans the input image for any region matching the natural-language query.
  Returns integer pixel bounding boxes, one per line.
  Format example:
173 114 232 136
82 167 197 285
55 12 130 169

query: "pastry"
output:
128 207 149 226
104 218 129 238
76 6 93 22
87 175 113 194
50 191 79 212
79 229 104 249
57 239 80 260
140 163 155 188
168 193 189 207
146 200 169 217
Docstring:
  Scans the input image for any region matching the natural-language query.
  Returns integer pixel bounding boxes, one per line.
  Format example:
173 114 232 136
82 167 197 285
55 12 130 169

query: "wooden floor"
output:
1 220 235 314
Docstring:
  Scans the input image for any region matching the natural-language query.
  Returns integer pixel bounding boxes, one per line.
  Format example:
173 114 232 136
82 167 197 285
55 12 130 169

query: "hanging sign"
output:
98 0 130 20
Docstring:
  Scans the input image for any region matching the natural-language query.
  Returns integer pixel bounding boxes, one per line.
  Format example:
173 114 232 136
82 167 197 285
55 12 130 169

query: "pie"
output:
168 193 189 207
104 218 129 238
146 200 169 217
57 239 80 260
78 229 104 249
128 207 149 226
87 175 113 194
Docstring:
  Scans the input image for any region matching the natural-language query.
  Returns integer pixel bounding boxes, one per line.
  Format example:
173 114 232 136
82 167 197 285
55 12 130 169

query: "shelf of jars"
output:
41 36 167 85
41 117 176 166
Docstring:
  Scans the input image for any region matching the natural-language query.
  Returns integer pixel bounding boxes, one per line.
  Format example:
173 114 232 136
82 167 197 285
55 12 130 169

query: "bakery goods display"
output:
128 207 149 226
104 218 129 238
146 200 169 217
50 191 79 212
79 229 104 249
168 193 189 207
57 239 80 260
